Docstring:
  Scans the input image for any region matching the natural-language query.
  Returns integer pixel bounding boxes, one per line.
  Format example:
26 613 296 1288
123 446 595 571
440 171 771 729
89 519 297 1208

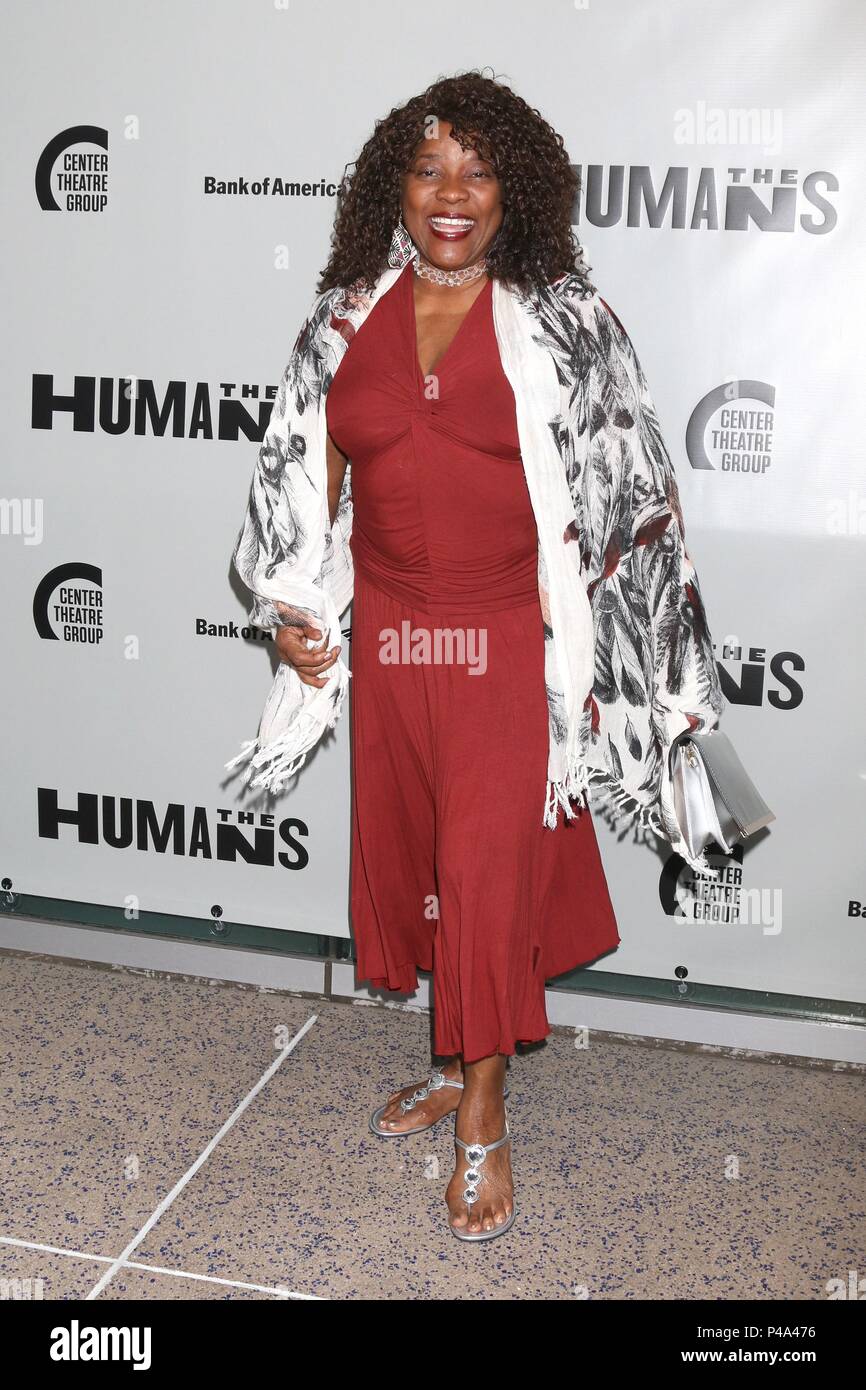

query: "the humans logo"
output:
31 372 281 439
37 787 312 870
572 164 837 234
50 1320 151 1369
35 125 108 212
686 381 775 474
715 638 804 711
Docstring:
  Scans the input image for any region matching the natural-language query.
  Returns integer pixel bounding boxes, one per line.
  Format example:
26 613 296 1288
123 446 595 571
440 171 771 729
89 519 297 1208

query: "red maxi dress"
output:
326 264 620 1064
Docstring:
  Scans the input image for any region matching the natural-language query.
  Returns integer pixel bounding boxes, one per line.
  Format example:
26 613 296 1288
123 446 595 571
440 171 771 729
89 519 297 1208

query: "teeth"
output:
429 217 474 227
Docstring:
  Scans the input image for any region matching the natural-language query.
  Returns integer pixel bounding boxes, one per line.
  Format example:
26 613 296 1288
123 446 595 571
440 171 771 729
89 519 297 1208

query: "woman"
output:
228 71 725 1243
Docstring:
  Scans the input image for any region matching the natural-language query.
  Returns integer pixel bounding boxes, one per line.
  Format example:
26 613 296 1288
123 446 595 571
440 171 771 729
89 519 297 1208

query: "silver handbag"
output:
670 728 775 859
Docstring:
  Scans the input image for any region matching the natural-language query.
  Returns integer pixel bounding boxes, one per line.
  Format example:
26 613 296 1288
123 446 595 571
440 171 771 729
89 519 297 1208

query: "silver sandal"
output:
369 1064 509 1138
450 1115 516 1242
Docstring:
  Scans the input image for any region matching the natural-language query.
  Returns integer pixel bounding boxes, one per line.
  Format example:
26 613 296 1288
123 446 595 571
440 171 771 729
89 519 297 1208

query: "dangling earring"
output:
387 213 418 269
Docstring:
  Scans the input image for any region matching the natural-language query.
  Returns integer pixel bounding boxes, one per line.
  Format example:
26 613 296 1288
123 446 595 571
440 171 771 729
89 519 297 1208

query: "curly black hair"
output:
316 68 591 297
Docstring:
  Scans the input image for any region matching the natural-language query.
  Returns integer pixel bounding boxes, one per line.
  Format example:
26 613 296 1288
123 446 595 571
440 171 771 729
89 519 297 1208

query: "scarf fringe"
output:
224 671 351 794
553 760 721 877
584 773 669 863
544 755 673 857
543 755 592 828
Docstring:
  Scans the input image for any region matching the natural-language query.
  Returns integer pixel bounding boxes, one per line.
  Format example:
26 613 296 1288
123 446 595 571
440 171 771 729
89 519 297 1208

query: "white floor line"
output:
122 1260 320 1299
0 1236 321 1300
84 1012 319 1301
0 1236 114 1264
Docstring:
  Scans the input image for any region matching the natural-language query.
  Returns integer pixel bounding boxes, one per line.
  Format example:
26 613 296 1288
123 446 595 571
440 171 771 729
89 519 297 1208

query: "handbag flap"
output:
673 745 731 857
690 729 776 837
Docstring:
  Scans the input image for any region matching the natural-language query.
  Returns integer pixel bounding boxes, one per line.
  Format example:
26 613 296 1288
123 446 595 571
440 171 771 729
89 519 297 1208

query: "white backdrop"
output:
3 0 865 1004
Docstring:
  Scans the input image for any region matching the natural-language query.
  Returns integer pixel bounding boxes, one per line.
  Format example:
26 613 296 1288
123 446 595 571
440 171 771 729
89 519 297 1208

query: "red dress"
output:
326 264 620 1064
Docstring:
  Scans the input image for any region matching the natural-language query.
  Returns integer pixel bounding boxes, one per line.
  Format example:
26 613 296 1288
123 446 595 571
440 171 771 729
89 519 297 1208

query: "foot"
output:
374 1058 464 1133
447 1091 514 1236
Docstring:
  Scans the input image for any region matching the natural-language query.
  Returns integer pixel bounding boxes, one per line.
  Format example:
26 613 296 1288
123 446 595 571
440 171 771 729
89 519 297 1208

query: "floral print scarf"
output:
226 228 725 874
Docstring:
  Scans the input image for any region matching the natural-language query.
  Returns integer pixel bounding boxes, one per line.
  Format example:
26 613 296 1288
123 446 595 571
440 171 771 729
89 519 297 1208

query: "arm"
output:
266 429 349 661
265 429 346 683
574 291 725 869
269 433 345 630
597 298 726 867
232 292 336 633
232 358 309 633
326 430 349 528
267 433 349 630
598 298 724 735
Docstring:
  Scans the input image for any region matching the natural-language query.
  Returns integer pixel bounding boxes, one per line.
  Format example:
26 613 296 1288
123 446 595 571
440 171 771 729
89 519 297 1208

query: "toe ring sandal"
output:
369 1065 510 1138
369 1064 463 1137
450 1119 516 1242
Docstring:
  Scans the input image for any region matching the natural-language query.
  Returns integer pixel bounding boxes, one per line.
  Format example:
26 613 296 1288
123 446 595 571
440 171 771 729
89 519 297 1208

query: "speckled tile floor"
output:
0 951 863 1300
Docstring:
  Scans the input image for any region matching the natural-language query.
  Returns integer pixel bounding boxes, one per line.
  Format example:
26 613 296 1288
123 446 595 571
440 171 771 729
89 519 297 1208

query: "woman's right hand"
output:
269 434 348 688
274 618 342 688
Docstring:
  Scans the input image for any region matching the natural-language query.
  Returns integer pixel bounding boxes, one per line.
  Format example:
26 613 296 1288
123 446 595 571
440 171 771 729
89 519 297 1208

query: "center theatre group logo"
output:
35 125 108 212
36 788 311 870
33 563 104 645
660 841 748 925
686 381 775 475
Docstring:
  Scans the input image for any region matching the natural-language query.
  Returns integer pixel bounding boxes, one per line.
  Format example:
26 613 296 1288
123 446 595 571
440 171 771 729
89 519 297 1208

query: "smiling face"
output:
400 119 504 272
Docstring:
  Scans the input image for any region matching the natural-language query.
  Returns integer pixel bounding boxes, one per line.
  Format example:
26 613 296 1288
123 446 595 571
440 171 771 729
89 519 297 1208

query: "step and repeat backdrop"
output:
3 0 864 1005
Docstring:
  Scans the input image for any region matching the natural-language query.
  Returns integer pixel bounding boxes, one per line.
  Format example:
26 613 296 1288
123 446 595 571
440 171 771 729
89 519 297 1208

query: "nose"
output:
436 173 469 204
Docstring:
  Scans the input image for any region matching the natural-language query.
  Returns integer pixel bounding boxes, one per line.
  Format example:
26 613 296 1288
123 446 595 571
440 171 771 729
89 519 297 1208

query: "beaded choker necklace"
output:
413 256 488 288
